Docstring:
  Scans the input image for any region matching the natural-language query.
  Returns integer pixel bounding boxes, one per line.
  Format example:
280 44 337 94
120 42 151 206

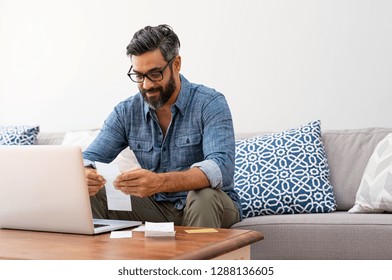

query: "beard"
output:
140 69 176 110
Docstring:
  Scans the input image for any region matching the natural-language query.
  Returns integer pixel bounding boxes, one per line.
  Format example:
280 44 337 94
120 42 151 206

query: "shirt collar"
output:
143 74 190 121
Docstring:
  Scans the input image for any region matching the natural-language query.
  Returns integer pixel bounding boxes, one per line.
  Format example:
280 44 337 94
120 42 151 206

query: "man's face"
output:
139 66 176 110
131 50 177 110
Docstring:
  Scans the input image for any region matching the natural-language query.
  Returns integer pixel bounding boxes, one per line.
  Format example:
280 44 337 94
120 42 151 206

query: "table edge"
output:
171 230 264 260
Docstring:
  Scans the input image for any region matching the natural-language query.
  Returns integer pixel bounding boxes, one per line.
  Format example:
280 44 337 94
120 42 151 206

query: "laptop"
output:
0 145 141 234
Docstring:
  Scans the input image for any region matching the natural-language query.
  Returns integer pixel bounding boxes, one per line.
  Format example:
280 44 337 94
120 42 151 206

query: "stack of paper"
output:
144 222 175 237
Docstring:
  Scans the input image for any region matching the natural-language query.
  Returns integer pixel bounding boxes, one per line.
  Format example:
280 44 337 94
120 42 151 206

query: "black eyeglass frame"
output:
127 56 175 83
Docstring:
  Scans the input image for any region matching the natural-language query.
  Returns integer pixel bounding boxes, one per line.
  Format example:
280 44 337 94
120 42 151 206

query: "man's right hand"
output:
84 168 106 196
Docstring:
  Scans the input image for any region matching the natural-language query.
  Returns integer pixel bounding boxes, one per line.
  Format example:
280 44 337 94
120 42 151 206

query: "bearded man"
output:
83 24 241 228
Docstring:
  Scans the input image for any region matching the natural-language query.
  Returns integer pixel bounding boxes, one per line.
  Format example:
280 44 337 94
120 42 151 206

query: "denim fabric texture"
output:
83 75 241 217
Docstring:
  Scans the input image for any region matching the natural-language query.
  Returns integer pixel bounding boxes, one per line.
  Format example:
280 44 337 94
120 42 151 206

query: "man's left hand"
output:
113 168 162 197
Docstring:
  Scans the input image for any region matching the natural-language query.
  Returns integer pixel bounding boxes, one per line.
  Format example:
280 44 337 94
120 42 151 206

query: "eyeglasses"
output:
127 57 175 83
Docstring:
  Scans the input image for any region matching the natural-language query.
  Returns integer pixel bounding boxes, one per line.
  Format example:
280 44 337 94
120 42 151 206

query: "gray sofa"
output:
37 127 392 260
231 127 392 260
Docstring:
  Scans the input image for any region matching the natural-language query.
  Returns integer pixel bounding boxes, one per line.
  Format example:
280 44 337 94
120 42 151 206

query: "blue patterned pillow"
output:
234 120 336 218
0 125 40 145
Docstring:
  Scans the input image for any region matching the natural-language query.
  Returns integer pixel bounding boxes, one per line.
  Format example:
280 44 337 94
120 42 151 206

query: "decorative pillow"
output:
349 133 392 213
0 125 40 145
61 130 140 172
61 129 101 150
234 120 336 218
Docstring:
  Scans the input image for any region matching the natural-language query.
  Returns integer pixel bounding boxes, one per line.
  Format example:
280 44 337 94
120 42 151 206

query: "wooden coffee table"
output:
0 226 263 260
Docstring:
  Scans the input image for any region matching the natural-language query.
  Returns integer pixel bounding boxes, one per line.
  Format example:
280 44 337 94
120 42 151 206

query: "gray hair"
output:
126 24 180 62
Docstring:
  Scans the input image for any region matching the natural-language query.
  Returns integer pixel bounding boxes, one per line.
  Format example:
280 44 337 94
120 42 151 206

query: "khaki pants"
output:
90 188 240 228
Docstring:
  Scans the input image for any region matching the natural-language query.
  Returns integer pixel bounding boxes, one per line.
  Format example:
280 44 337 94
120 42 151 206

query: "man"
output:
83 24 241 228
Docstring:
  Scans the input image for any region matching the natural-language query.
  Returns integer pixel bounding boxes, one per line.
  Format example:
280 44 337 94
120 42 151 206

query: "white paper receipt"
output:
95 161 132 211
110 231 132 239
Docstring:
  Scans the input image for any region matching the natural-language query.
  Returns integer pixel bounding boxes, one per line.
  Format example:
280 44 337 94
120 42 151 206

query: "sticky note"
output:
185 228 218 233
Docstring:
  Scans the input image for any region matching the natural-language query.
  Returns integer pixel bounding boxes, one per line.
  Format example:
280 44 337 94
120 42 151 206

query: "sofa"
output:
231 125 392 260
35 123 392 260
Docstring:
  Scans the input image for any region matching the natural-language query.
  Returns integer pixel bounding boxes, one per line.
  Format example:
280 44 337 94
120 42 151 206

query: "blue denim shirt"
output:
83 75 241 218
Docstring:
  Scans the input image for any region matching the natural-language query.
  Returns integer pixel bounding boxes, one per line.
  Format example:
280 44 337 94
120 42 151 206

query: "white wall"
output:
1 0 392 133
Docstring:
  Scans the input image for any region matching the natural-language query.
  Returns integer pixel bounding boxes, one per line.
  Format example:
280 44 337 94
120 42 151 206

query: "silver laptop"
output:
0 145 141 234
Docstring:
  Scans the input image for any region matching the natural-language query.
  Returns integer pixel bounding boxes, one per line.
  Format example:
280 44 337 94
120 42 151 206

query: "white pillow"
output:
61 130 140 172
349 133 392 213
61 130 100 151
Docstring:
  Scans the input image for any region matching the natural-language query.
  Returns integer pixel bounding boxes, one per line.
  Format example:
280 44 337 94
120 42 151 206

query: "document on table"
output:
144 222 175 237
95 161 132 211
110 231 132 239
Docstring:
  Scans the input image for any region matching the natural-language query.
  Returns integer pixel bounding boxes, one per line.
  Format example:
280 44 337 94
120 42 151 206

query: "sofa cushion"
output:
37 131 65 145
234 120 336 218
321 127 392 211
0 125 40 145
348 133 392 213
61 129 101 149
231 211 392 259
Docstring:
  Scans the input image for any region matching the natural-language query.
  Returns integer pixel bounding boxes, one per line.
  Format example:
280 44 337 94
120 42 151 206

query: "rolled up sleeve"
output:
191 159 223 189
191 94 235 190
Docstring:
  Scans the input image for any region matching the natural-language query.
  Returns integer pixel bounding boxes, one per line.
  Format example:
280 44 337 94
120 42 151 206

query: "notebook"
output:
0 145 141 234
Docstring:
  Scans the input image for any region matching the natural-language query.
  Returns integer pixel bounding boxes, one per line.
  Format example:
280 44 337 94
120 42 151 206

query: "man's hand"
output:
113 167 210 198
84 168 106 196
114 168 162 198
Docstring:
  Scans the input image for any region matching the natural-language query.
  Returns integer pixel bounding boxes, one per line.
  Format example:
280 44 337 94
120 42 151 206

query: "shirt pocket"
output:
174 133 203 167
129 138 153 168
